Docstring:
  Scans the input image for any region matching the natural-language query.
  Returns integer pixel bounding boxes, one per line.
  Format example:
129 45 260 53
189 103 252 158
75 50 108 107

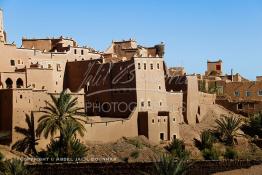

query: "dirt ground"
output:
179 104 262 160
213 164 262 175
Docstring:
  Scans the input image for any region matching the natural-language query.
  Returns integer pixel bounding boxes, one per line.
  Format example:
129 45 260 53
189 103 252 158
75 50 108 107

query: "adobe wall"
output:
1 89 85 147
64 59 137 118
166 92 183 124
197 92 216 122
83 109 138 143
29 160 262 175
22 40 52 52
147 112 180 143
0 89 13 144
134 57 168 112
186 76 200 124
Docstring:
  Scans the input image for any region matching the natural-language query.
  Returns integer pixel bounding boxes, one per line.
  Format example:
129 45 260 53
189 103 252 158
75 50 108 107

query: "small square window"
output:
57 64 61 71
246 91 252 97
10 60 15 66
258 90 262 96
138 63 141 69
160 133 164 140
234 91 240 97
237 103 243 110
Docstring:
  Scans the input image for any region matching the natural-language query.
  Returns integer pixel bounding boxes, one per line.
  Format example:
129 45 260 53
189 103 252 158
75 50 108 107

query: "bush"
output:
242 113 262 138
194 130 214 150
165 139 190 159
202 148 219 160
130 150 140 159
224 147 238 159
126 138 144 149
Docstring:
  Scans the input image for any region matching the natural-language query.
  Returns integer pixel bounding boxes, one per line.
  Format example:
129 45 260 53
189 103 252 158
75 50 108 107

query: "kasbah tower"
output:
0 9 219 149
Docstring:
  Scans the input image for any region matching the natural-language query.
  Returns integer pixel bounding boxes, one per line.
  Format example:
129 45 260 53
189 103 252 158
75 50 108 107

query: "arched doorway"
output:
5 78 13 89
16 78 23 88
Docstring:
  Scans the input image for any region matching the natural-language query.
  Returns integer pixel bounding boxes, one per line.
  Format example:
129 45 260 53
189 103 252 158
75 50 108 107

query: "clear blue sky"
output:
0 0 261 80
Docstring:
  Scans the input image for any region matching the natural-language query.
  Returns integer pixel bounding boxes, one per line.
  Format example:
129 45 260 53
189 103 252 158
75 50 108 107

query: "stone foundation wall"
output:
29 160 262 175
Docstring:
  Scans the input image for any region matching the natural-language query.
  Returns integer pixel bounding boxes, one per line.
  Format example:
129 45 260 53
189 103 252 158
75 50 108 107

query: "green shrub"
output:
242 113 262 138
224 147 238 159
202 148 219 160
130 150 140 159
126 138 144 149
194 130 214 150
165 139 190 159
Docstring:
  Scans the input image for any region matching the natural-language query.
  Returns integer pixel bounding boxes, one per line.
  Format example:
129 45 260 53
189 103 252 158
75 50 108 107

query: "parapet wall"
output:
83 109 138 143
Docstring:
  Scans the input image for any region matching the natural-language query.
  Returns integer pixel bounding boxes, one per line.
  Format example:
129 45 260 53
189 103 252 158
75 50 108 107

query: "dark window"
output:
246 91 252 97
81 50 84 55
20 95 23 99
173 135 176 140
10 60 15 66
150 63 153 70
152 119 154 123
234 91 240 97
249 103 255 109
5 78 13 89
173 118 175 122
144 63 146 70
148 101 151 107
237 103 243 110
216 64 221 71
138 63 141 69
16 78 23 88
157 63 160 69
74 49 77 54
160 133 164 140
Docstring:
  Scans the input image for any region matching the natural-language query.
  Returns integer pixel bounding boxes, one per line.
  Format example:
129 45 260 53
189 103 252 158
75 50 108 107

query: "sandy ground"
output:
213 164 262 175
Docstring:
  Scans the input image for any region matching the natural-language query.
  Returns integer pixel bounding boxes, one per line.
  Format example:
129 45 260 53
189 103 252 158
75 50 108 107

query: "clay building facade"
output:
199 59 262 116
0 9 183 145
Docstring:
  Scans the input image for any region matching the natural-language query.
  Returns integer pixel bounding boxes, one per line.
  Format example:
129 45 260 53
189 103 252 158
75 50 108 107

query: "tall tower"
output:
0 8 5 43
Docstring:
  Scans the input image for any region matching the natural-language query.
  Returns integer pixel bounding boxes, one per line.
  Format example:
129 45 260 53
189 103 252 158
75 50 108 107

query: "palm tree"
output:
165 139 190 159
12 113 38 156
0 159 34 175
215 115 242 145
194 130 214 150
45 123 87 160
36 90 85 139
152 154 188 175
